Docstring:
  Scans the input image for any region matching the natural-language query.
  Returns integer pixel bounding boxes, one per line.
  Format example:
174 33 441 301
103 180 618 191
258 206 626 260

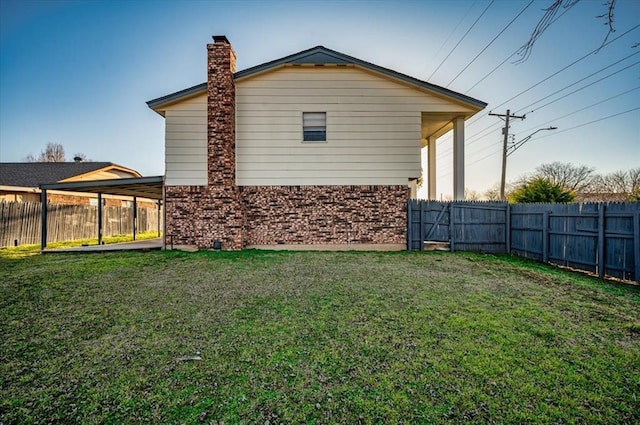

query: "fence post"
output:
449 203 455 252
419 200 425 251
634 210 640 283
40 190 47 250
97 193 103 246
542 211 549 263
133 196 138 241
597 204 606 279
505 203 511 254
406 200 412 251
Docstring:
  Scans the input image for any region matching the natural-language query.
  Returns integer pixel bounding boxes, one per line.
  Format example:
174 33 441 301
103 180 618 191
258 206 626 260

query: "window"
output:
303 112 326 142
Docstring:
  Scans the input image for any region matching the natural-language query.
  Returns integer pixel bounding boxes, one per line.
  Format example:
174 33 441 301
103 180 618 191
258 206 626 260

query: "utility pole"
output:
489 109 526 200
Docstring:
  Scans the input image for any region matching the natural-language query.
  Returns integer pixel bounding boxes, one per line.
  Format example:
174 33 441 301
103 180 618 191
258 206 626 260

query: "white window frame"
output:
302 112 327 143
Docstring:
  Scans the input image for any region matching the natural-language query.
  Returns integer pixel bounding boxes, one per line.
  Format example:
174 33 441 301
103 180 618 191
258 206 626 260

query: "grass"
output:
1 249 638 424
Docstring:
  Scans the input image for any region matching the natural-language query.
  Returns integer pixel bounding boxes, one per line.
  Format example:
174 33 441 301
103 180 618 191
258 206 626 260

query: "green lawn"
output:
1 249 638 424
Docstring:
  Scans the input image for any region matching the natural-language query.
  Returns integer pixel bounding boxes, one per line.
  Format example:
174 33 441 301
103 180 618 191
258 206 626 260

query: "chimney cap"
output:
212 35 230 44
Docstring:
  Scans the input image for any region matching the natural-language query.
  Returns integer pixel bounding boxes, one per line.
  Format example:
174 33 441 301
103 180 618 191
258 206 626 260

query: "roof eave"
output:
146 82 208 113
146 46 487 111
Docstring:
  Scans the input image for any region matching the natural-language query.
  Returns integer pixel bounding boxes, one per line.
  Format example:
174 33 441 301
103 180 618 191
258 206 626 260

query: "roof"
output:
147 45 487 110
40 176 164 200
0 162 140 187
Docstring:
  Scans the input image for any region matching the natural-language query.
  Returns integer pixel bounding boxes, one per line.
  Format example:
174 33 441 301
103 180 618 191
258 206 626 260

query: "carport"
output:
39 176 164 250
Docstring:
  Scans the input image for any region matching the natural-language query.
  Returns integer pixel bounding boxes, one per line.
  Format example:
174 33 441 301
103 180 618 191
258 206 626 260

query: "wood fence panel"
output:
407 200 639 282
0 201 161 247
450 202 507 253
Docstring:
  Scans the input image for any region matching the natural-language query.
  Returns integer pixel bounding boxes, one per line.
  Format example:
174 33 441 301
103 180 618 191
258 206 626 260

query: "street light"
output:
507 126 558 157
500 126 558 200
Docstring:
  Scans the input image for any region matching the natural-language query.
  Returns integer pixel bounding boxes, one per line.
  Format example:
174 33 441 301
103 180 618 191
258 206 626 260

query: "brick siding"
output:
242 185 408 246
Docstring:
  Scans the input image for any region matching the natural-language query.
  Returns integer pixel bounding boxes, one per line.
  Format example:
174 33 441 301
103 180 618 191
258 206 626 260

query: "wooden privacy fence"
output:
407 200 640 283
0 201 162 247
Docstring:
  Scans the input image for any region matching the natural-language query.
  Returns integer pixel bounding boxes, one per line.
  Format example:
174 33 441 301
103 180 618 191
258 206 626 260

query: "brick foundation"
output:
242 185 408 246
165 184 408 249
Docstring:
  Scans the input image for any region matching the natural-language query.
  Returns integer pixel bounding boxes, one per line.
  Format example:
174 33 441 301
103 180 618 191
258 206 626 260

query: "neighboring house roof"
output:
147 45 487 111
0 162 141 187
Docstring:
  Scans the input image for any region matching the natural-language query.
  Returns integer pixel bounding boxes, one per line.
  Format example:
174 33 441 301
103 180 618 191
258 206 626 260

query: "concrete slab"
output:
43 238 163 253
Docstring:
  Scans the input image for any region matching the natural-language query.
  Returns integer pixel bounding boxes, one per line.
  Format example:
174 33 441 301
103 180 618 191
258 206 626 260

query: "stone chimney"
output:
207 35 237 187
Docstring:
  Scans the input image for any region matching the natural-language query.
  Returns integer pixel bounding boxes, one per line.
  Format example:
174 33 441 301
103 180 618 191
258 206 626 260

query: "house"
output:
0 161 147 206
147 36 487 250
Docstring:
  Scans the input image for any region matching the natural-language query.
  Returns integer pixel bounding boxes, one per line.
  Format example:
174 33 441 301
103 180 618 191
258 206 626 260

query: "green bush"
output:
510 177 576 203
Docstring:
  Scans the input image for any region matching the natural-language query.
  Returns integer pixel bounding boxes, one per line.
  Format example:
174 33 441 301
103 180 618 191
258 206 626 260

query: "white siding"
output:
236 66 464 186
163 93 207 186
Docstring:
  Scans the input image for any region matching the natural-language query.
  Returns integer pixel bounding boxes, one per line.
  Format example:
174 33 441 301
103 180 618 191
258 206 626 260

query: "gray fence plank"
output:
407 200 639 282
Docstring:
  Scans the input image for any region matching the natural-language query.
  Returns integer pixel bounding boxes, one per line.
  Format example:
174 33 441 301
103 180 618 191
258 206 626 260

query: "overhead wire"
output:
463 1 579 112
425 0 479 77
463 87 639 166
490 23 640 113
463 21 639 130
518 60 639 114
533 106 640 139
427 0 495 81
447 0 535 87
516 86 640 135
515 51 640 114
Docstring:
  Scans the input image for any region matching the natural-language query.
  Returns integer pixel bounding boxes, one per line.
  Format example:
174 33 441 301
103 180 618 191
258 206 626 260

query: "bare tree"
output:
26 143 66 162
533 162 597 192
465 188 482 201
484 182 516 201
594 168 640 200
516 0 619 63
25 143 90 163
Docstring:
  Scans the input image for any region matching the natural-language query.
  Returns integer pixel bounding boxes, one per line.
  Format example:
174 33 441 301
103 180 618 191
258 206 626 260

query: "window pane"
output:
303 112 326 142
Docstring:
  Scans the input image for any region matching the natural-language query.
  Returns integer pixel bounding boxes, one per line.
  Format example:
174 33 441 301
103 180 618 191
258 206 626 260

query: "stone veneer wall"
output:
241 185 408 246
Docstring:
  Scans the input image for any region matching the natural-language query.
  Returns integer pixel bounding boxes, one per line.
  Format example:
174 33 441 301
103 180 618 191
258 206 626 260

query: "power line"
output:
514 0 581 64
432 62 638 164
462 23 638 133
517 86 640 135
447 0 535 87
515 52 640 114
467 146 503 168
464 93 639 169
521 60 639 113
425 0 479 77
427 0 495 81
464 1 578 93
491 23 640 113
534 106 640 138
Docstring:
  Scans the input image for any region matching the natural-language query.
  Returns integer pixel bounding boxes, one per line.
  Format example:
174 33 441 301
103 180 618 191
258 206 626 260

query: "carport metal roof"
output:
39 175 164 200
38 176 164 250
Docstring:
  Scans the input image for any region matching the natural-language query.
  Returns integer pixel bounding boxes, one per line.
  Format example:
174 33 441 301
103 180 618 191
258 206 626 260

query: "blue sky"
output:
1 0 638 198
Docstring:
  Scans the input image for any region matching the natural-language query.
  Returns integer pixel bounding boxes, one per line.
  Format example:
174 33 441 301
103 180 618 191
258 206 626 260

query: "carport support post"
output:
40 189 47 250
98 193 103 246
133 196 137 241
452 116 465 200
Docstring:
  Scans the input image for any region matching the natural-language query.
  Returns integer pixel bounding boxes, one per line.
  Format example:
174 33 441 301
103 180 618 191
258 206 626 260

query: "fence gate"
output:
407 200 508 253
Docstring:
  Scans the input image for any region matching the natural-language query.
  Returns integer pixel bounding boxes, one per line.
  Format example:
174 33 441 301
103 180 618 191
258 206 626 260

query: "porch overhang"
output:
420 111 483 201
